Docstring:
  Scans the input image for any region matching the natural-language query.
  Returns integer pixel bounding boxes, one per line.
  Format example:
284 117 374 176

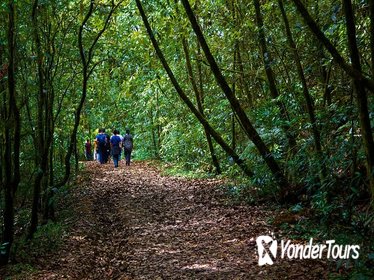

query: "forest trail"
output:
29 161 328 280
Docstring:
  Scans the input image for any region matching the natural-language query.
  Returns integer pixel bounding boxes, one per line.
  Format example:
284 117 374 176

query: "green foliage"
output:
2 221 66 278
221 176 279 206
3 263 36 280
272 203 374 279
0 1 373 278
14 222 66 260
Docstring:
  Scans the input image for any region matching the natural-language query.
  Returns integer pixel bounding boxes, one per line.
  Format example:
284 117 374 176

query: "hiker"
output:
118 131 124 160
93 137 98 161
104 133 111 163
95 128 107 164
110 129 122 168
123 128 133 166
84 139 92 160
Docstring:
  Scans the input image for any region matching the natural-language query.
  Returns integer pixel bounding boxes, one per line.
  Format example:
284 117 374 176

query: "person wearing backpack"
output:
84 139 92 160
110 129 122 168
95 128 107 164
123 129 133 166
104 133 111 163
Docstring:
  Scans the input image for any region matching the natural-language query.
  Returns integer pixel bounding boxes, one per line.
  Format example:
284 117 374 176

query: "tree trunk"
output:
29 0 50 239
150 108 158 157
253 0 296 151
291 0 374 93
55 0 119 188
74 136 79 172
156 88 161 156
195 40 221 174
343 0 374 204
370 0 374 76
180 0 289 191
136 0 253 177
278 0 326 179
181 38 221 174
43 141 55 222
1 0 21 264
236 43 253 107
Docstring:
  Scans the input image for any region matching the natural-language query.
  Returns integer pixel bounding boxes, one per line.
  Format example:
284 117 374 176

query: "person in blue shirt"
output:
110 129 122 168
95 128 107 164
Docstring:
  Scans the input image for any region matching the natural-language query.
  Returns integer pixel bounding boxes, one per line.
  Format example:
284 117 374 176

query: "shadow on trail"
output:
28 161 327 279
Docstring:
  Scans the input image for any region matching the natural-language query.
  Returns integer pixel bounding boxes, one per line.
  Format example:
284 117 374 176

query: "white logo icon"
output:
256 235 278 266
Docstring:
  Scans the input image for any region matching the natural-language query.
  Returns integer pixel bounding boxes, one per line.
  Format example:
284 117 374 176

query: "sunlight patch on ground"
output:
182 263 218 271
70 235 86 241
154 248 182 255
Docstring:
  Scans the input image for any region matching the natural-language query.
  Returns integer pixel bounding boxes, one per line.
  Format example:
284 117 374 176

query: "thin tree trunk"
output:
278 0 326 178
150 108 158 157
253 0 296 151
195 41 221 173
55 0 120 188
29 0 57 238
236 43 253 107
0 45 5 190
291 0 374 93
29 0 49 239
226 1 253 107
74 136 79 172
43 140 55 222
370 0 374 76
135 0 253 177
343 0 374 204
174 0 221 174
156 88 161 155
181 38 221 174
314 1 333 106
322 62 333 106
180 0 289 191
2 0 21 264
231 114 236 151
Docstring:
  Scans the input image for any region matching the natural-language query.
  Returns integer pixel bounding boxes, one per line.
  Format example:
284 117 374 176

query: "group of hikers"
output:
84 128 133 168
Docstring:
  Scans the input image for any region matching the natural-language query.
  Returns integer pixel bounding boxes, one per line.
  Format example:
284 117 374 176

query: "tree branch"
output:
291 0 374 92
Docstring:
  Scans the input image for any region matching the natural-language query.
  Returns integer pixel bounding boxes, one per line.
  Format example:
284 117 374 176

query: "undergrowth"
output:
217 169 374 279
1 169 84 279
147 159 220 179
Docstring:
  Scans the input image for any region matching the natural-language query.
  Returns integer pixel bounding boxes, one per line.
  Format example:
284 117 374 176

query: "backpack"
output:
111 135 122 155
112 145 121 156
97 134 106 149
123 134 133 151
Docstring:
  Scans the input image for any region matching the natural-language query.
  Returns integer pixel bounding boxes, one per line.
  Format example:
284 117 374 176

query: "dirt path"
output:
28 161 328 279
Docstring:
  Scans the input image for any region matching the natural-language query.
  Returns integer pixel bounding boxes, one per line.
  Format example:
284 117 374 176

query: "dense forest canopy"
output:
1 0 374 272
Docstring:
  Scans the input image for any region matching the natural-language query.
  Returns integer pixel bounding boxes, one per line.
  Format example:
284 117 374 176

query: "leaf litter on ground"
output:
18 161 333 279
